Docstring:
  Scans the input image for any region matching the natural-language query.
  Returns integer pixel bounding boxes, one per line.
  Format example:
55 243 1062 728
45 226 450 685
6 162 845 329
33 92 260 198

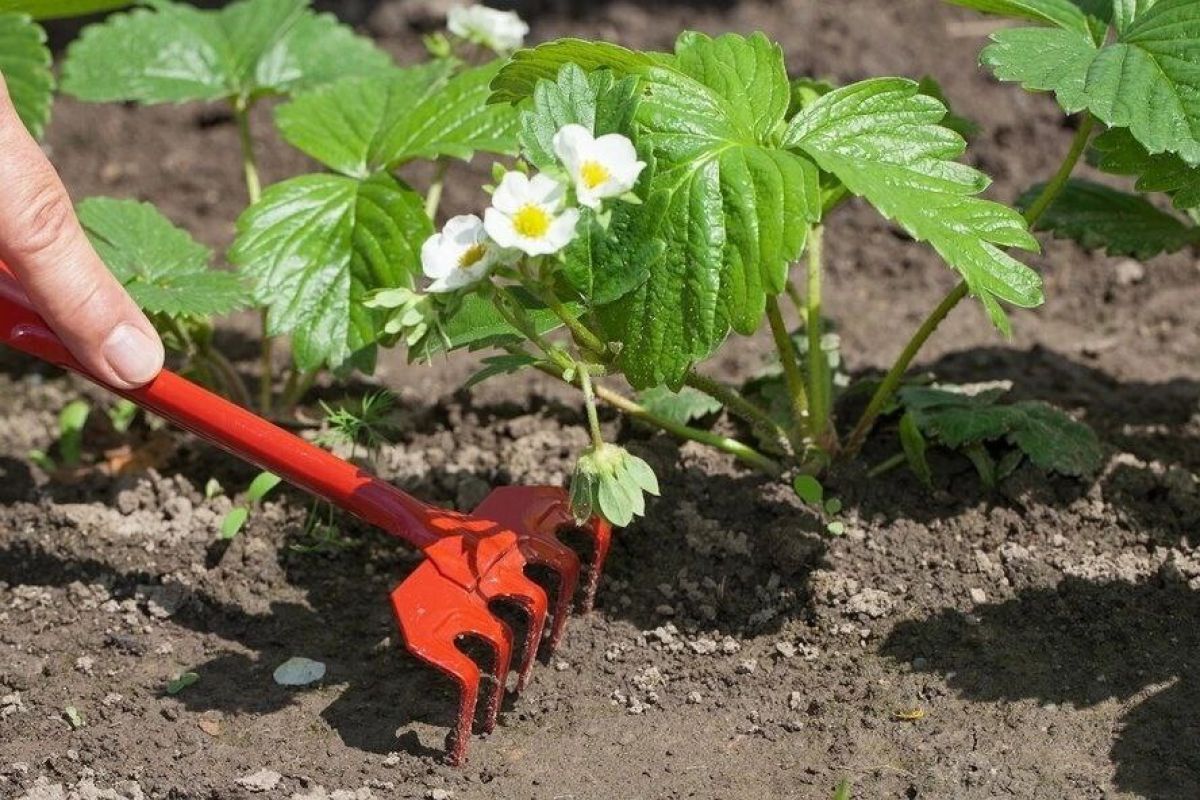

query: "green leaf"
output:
515 34 820 388
63 706 85 729
982 0 1200 164
785 78 1042 334
57 399 90 467
637 385 723 425
0 13 53 138
0 1 131 19
415 289 571 359
792 474 824 505
276 61 520 178
220 507 249 539
166 672 199 695
982 26 1099 112
1021 178 1197 257
246 471 281 503
489 39 662 105
1090 127 1200 211
562 198 665 306
519 63 640 171
939 0 1103 38
79 197 247 319
907 391 1103 477
229 173 432 371
465 353 538 389
899 411 934 488
917 75 980 139
61 0 391 106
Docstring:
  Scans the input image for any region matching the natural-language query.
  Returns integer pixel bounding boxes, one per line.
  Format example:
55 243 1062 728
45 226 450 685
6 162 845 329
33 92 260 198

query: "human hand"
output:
0 70 163 389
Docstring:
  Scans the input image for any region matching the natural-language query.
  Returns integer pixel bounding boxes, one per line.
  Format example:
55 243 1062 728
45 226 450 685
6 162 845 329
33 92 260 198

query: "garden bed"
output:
3 1 1200 798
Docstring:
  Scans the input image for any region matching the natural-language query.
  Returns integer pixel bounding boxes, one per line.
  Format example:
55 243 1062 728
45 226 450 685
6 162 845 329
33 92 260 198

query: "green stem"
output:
683 370 792 457
805 225 835 449
867 452 906 479
279 368 318 414
234 101 262 206
785 279 806 321
578 363 605 450
765 296 809 448
525 357 782 475
201 347 254 409
234 99 275 415
1023 113 1096 228
536 281 608 356
842 112 1097 458
426 159 449 221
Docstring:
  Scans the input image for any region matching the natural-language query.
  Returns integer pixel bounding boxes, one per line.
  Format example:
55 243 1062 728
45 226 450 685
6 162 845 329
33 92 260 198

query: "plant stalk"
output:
805 225 836 450
426 159 449 220
577 363 606 450
765 296 809 450
683 370 792 456
842 112 1097 457
526 358 782 475
233 99 275 416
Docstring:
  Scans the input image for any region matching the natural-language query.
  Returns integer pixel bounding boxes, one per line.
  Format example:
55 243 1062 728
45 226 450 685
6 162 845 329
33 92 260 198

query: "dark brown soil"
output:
4 1 1200 799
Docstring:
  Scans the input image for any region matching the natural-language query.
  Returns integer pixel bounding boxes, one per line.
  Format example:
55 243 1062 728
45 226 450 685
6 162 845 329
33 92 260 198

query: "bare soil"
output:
4 1 1200 798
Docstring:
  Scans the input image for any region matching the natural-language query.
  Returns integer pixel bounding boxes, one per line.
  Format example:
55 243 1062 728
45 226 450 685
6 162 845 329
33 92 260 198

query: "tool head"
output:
388 488 611 763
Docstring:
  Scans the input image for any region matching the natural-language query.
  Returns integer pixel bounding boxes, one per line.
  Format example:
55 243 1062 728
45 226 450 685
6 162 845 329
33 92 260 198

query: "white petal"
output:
593 133 639 166
484 207 521 250
545 208 581 251
553 124 594 171
443 213 485 242
528 173 567 209
421 234 454 280
492 172 531 214
576 185 603 210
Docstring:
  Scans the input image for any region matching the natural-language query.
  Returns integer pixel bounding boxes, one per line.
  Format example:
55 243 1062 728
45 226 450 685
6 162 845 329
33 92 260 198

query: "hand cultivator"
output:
0 263 611 764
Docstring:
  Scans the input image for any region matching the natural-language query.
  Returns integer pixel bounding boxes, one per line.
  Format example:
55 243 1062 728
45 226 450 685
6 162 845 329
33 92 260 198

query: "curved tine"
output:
389 572 483 766
478 556 549 693
519 537 580 652
454 600 515 735
473 487 583 643
578 516 614 613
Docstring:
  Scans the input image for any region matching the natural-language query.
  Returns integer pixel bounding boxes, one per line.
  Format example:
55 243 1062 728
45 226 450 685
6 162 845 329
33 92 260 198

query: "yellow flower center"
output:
457 242 488 270
512 204 552 239
580 160 611 190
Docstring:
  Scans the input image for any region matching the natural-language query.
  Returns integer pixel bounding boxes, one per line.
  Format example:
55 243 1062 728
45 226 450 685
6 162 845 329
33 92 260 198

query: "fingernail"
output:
102 324 162 386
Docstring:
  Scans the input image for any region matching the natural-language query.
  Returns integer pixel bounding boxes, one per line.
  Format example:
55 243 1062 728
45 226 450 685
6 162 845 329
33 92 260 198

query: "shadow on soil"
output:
842 345 1200 546
881 577 1200 800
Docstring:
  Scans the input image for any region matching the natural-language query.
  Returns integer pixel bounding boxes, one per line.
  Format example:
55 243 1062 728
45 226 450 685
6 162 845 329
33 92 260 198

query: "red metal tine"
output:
475 486 614 617
0 263 550 763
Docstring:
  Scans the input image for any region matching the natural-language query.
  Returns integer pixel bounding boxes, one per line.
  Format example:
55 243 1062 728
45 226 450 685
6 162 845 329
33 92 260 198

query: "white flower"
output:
421 214 500 293
484 172 580 257
447 4 529 53
552 124 646 210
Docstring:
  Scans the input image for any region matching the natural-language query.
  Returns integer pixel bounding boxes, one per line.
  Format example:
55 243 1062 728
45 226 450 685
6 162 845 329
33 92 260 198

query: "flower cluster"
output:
421 124 646 294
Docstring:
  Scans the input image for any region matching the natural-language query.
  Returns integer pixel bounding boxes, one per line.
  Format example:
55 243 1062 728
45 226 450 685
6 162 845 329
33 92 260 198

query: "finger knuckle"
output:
14 179 76 259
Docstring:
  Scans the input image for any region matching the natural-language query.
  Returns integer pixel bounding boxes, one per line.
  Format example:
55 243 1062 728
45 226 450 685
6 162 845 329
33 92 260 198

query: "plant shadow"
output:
881 577 1200 800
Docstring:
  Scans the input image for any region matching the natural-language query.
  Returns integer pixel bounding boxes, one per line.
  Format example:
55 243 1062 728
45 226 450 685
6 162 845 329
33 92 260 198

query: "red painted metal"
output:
0 261 612 764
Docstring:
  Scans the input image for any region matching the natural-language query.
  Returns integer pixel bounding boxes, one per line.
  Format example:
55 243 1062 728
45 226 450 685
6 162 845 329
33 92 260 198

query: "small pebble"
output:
969 587 988 604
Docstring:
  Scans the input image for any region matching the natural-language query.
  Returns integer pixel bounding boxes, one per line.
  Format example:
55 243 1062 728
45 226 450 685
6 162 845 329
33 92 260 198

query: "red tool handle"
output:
0 262 442 550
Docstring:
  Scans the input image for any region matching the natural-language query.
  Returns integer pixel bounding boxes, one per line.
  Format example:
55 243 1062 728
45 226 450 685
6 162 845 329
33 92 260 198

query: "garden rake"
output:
0 262 612 764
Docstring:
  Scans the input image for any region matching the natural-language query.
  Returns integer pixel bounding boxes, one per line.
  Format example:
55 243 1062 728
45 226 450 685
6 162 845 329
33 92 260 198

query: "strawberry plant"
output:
16 2 1108 528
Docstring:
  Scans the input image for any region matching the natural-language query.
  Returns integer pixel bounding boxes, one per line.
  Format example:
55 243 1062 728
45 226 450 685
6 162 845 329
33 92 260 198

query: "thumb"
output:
0 71 164 389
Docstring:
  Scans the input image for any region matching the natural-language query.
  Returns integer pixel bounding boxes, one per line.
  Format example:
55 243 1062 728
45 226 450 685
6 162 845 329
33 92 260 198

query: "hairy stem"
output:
201 347 254 410
578 363 605 450
524 356 782 475
426 159 449 220
683 370 792 456
805 225 836 450
536 281 609 357
234 99 275 416
279 368 318 414
765 296 809 450
842 112 1097 458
